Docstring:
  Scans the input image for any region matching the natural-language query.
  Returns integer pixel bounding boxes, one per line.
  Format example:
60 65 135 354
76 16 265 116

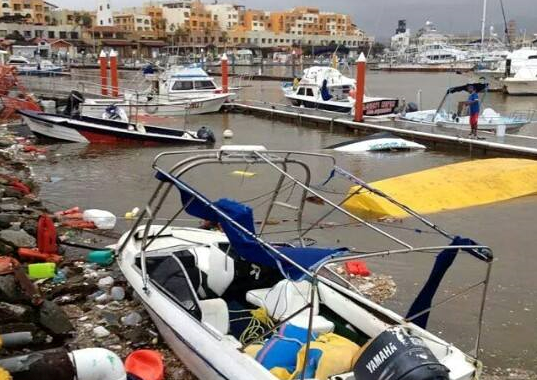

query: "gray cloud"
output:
52 0 536 39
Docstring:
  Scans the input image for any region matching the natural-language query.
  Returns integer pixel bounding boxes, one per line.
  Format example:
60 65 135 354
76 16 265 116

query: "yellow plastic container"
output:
28 262 56 279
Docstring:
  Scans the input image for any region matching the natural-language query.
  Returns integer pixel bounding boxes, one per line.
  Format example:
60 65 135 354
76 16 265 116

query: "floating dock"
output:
227 100 537 158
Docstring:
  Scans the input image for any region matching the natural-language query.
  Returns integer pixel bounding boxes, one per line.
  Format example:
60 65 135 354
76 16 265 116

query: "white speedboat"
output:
502 66 537 95
117 146 493 380
325 132 426 152
400 82 531 132
283 66 398 116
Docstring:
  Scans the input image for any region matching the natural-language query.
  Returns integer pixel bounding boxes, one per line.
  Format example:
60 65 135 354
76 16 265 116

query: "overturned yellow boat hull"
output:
344 158 537 219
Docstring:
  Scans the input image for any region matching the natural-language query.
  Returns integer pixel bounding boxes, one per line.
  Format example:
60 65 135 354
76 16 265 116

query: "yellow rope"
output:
239 308 275 345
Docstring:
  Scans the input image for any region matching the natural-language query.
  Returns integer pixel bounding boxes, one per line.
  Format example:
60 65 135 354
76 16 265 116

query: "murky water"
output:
30 70 537 372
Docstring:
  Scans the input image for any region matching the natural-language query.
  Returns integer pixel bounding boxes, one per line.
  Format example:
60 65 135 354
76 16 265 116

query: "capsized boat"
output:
400 82 531 132
18 109 214 144
343 158 537 219
282 66 399 116
325 132 426 152
117 145 493 380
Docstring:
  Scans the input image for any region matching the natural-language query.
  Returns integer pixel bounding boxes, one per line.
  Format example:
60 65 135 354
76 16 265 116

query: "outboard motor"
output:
406 102 418 113
353 327 450 380
196 126 215 143
63 90 85 118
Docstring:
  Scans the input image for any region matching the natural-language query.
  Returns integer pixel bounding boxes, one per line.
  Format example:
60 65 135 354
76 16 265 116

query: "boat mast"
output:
480 0 488 54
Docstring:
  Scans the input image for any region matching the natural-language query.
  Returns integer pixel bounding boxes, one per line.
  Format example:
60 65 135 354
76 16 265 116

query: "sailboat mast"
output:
480 0 488 53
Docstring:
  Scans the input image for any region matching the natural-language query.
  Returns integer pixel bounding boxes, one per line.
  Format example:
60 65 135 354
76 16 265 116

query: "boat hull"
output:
285 95 398 116
20 111 208 144
503 79 537 95
82 95 229 118
333 138 426 153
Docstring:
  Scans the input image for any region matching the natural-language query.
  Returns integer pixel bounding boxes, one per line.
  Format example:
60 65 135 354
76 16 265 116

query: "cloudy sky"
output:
52 0 536 39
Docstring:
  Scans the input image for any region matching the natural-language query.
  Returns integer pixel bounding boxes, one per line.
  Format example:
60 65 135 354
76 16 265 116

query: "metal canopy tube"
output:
252 151 413 249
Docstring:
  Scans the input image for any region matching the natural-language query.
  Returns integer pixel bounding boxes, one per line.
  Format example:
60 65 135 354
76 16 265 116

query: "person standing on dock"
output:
466 85 480 138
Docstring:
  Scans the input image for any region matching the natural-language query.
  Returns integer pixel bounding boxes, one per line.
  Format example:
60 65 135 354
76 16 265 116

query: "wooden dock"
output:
227 100 537 158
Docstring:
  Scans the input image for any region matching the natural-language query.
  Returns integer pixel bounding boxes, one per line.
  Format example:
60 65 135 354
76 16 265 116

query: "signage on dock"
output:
364 100 398 116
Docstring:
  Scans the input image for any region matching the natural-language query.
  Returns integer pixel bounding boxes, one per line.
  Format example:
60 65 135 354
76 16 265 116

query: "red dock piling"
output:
354 52 367 122
99 51 108 96
109 50 119 98
221 53 228 94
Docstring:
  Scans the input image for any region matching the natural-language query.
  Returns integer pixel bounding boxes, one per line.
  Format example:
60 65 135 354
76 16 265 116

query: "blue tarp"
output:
320 79 332 101
156 170 346 280
406 236 488 328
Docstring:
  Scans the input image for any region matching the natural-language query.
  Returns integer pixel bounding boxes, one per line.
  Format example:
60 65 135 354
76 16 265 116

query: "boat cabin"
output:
160 66 220 97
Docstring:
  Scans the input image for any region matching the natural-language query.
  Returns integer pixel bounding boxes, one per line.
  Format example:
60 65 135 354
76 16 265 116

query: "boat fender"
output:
135 123 146 134
353 326 449 380
69 348 126 380
197 126 215 143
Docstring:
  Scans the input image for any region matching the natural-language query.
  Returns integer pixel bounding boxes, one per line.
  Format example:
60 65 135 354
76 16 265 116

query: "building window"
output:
99 5 102 11
100 20 103 25
48 31 55 38
71 32 78 39
107 3 110 9
59 31 67 38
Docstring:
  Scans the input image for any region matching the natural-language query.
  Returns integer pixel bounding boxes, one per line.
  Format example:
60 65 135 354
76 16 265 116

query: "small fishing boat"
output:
117 146 493 380
282 66 399 116
325 132 426 152
400 82 532 132
18 109 215 144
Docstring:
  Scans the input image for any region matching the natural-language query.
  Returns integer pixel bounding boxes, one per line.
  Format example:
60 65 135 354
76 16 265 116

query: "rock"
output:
110 286 125 301
97 276 114 290
0 241 15 255
122 311 143 326
0 229 36 248
4 187 24 199
0 213 19 229
39 299 74 336
21 219 38 237
0 301 33 322
0 275 26 303
93 326 110 338
0 203 24 212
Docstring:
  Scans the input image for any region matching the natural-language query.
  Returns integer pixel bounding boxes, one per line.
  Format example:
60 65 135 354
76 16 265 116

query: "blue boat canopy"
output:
156 169 347 280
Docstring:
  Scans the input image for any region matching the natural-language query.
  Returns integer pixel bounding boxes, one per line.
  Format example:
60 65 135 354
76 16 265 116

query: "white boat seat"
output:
286 314 335 335
246 279 319 320
199 298 229 335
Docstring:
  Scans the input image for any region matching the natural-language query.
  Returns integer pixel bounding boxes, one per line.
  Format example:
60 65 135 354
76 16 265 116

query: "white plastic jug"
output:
83 209 117 230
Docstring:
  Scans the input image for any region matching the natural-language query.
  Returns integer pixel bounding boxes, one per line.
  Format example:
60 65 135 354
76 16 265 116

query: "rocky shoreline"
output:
0 128 535 380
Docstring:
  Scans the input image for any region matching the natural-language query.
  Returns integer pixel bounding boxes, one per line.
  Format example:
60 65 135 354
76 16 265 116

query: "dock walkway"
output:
228 100 537 158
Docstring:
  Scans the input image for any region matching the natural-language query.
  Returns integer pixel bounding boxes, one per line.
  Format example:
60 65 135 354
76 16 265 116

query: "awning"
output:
447 82 488 94
139 40 167 47
156 169 346 280
101 40 137 47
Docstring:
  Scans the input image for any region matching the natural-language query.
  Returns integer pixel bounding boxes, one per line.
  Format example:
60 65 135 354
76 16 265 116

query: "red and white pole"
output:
109 49 119 98
221 53 228 94
99 50 108 96
354 52 367 122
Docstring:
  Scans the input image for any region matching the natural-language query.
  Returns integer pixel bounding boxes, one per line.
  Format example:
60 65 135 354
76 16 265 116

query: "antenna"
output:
499 0 511 50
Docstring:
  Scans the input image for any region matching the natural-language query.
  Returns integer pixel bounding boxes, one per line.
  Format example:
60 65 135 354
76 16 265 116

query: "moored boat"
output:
18 109 215 145
400 82 532 132
282 66 398 116
116 146 494 380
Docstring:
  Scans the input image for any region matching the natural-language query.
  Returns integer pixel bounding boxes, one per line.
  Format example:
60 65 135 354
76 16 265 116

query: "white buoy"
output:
223 129 234 139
